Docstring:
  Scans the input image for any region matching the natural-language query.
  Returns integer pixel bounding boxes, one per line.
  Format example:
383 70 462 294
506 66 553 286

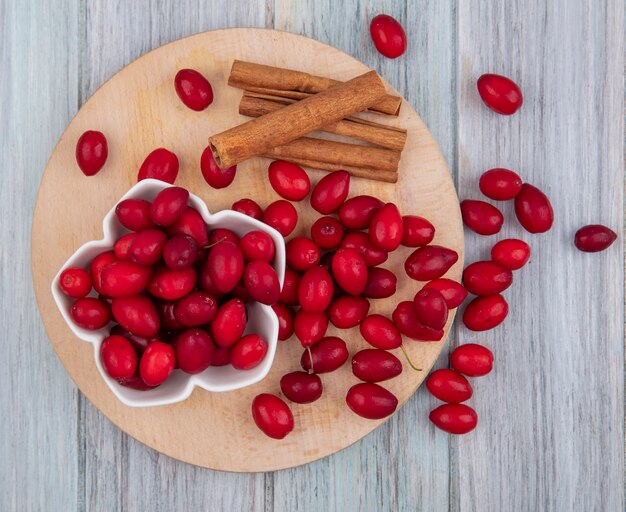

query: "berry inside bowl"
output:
51 179 285 407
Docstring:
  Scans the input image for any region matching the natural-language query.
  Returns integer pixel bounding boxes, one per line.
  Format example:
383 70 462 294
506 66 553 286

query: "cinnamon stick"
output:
229 60 402 116
261 137 401 172
209 71 388 168
239 93 407 151
260 155 399 183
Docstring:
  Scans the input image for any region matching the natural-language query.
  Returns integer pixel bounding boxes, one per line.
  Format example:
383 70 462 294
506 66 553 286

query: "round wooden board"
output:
32 28 463 472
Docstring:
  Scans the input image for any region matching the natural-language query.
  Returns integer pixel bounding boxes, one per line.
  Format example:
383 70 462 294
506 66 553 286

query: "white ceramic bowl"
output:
51 179 286 407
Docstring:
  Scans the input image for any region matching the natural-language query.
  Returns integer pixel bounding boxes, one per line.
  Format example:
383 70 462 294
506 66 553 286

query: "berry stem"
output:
400 344 422 372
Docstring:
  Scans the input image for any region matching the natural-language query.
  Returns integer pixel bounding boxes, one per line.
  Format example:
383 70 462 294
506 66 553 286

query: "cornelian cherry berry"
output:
137 148 179 184
174 68 214 111
514 183 554 233
574 225 617 253
369 14 407 59
426 369 473 403
462 261 513 296
268 160 310 201
311 216 344 249
422 279 467 309
477 73 523 115
346 383 398 419
460 200 504 235
150 186 189 226
71 297 111 330
100 335 137 380
310 170 350 214
175 328 214 374
59 267 92 298
413 288 449 330
479 168 523 200
140 341 176 386
76 130 108 176
232 198 263 220
251 393 294 439
463 294 508 331
280 371 323 404
263 200 298 236
450 343 494 377
201 145 236 189
429 403 478 434
490 239 531 270
231 334 268 370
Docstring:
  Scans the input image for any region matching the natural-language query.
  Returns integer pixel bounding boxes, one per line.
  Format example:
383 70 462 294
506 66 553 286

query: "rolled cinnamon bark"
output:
229 60 402 116
262 137 401 172
261 156 398 183
209 71 388 168
239 93 407 151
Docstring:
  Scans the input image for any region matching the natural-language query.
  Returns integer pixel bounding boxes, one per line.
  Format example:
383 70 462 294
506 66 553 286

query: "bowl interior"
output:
51 179 285 407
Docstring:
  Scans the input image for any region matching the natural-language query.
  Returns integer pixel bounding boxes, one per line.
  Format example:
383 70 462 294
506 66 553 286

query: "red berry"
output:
479 168 523 200
392 301 444 341
70 297 111 330
272 303 294 341
328 295 370 329
163 235 198 270
294 310 328 348
206 241 244 293
463 294 508 331
209 298 246 348
115 199 156 232
491 239 531 270
340 231 388 267
158 301 185 331
462 261 513 296
514 184 554 233
128 229 167 266
76 130 108 176
360 314 402 349
332 248 368 295
167 206 209 246
173 291 217 327
232 198 263 220
230 334 268 370
111 295 160 337
311 216 344 249
413 288 449 330
100 335 137 379
251 394 294 439
477 73 523 115
268 160 310 201
352 349 402 383
279 269 302 305
59 267 92 298
137 148 179 184
140 342 176 386
211 347 231 367
174 68 213 111
429 403 477 434
147 266 196 301
346 383 398 419
338 195 384 229
239 230 275 263
209 228 239 246
286 237 320 272
301 336 349 374
574 225 617 253
426 369 472 403
280 371 322 404
263 200 298 236
201 145 236 189
114 233 137 260
298 266 333 313
460 200 504 235
90 251 117 295
310 170 350 214
243 261 280 305
368 203 403 251
401 215 435 247
101 260 153 297
109 325 164 356
363 267 397 299
150 186 189 226
422 279 467 309
450 344 494 377
369 14 407 59
405 245 458 281
175 328 214 374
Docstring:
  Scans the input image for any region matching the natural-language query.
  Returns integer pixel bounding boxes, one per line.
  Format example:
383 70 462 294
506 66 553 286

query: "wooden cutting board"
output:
31 28 463 472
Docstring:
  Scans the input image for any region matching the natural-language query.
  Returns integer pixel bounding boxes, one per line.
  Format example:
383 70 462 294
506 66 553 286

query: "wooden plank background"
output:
1 0 623 510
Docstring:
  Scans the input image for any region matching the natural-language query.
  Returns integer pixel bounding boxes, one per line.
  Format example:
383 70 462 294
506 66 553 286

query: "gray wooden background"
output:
1 1 623 510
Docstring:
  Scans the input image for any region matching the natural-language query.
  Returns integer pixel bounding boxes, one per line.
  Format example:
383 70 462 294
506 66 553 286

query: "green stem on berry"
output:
400 344 422 372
